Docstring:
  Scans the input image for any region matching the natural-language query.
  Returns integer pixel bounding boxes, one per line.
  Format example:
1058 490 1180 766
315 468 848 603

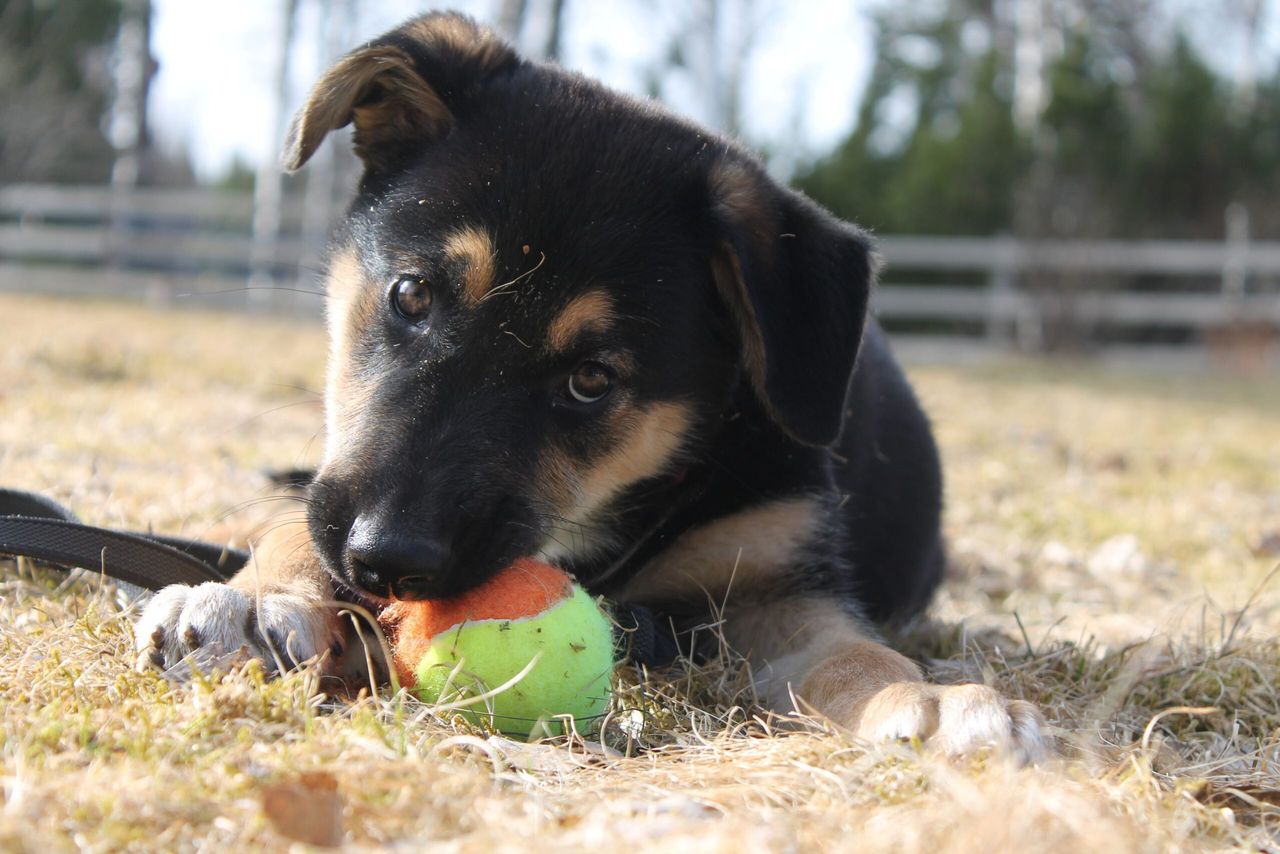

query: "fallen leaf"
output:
261 771 343 847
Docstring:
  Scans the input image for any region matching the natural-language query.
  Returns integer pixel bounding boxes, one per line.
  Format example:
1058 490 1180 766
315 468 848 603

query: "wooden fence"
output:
3 183 1279 357
0 183 320 310
876 235 1280 351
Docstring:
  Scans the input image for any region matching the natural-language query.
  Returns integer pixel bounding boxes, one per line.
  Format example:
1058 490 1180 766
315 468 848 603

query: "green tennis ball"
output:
379 559 615 738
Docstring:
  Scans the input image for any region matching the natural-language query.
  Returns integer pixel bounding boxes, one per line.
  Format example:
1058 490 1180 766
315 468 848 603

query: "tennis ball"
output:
378 558 615 738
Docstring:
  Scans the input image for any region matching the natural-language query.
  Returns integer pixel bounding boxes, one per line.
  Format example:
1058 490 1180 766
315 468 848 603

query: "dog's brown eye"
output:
391 276 432 322
567 362 613 404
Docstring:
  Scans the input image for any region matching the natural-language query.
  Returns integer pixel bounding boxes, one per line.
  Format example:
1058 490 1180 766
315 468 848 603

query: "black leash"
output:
0 486 680 667
0 487 243 590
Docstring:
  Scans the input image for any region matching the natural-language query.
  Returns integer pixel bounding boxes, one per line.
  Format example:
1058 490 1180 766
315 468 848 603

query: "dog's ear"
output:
283 12 516 171
710 158 876 447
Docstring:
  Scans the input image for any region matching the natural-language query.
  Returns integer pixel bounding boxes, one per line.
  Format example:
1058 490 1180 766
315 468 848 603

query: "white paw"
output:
134 582 335 677
857 682 1047 764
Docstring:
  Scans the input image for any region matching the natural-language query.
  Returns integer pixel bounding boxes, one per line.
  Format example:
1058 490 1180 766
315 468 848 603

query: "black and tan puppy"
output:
136 12 1043 759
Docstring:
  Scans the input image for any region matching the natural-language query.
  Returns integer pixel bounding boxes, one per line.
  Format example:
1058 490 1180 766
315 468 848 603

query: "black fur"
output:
294 12 944 624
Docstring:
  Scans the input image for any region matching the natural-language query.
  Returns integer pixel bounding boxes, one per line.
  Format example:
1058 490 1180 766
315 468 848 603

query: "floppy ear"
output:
710 158 876 447
283 12 516 171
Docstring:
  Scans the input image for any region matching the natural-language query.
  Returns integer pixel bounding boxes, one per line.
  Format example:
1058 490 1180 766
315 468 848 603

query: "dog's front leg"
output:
134 519 368 681
726 599 1046 762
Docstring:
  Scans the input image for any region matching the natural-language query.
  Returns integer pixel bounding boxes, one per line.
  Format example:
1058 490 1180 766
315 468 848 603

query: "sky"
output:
149 0 871 180
149 1 1280 182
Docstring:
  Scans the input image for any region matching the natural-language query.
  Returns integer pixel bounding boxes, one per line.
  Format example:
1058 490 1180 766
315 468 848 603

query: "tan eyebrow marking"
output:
546 290 616 353
444 226 497 304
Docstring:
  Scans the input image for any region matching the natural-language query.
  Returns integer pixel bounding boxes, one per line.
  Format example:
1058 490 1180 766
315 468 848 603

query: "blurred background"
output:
1 0 1278 368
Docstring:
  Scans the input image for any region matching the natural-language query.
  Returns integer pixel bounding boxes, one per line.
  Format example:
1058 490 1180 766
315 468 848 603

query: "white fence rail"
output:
0 183 320 309
3 184 1279 353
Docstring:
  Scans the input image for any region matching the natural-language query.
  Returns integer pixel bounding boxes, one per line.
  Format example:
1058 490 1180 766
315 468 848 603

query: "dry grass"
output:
2 293 1279 852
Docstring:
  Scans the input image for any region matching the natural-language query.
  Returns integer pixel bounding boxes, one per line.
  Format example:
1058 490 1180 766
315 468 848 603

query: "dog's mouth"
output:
306 477 548 603
326 572 390 615
304 451 702 604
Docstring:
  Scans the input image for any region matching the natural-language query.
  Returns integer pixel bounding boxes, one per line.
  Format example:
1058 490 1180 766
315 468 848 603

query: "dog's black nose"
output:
344 514 449 600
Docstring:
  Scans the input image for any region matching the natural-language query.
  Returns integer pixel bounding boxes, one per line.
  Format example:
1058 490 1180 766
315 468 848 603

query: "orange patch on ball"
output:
378 557 575 687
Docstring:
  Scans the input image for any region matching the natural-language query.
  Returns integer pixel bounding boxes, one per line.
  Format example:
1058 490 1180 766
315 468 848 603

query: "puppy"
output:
136 12 1043 759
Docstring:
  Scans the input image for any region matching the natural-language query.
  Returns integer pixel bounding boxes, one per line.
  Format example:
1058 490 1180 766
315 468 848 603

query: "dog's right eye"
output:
390 276 433 323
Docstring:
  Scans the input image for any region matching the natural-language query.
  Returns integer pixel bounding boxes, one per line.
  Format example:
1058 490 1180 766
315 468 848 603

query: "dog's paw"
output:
134 582 336 677
856 682 1047 763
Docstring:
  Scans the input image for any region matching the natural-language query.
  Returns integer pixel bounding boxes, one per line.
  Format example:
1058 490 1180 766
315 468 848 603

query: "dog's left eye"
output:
390 276 433 322
566 361 613 404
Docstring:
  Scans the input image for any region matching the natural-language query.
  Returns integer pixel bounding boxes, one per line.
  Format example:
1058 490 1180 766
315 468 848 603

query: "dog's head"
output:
288 13 876 602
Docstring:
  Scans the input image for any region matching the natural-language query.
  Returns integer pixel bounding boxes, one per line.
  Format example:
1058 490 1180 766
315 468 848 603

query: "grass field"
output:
2 292 1279 851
